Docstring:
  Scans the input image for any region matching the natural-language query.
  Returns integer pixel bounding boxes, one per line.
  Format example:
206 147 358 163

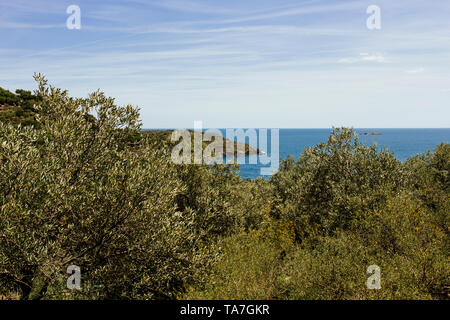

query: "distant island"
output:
360 132 382 135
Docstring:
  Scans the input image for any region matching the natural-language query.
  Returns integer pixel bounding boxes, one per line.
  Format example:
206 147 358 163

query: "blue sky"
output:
1 0 449 128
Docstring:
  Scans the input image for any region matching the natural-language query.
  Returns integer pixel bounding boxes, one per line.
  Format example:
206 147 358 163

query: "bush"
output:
184 233 284 300
405 143 449 236
280 193 449 300
271 127 408 242
14 108 24 117
0 75 212 299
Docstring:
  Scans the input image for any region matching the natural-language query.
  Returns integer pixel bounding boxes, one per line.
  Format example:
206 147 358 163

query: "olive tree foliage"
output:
0 75 207 299
405 143 450 237
279 191 449 300
271 127 408 241
185 143 449 300
173 164 272 243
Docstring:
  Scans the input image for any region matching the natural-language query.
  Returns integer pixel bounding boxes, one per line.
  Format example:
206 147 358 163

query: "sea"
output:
144 128 450 180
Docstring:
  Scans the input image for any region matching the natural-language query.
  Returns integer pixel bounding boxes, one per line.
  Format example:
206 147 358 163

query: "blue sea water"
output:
145 128 450 180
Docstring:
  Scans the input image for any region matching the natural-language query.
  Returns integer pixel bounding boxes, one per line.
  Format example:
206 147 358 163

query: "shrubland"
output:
0 76 448 300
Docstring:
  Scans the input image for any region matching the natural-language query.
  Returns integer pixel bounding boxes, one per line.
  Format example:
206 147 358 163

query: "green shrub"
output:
405 143 449 236
184 233 284 300
0 75 213 300
280 193 449 300
14 108 24 117
271 127 408 242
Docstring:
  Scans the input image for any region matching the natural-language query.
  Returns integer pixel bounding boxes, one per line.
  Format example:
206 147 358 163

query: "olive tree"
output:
271 127 408 241
0 75 207 299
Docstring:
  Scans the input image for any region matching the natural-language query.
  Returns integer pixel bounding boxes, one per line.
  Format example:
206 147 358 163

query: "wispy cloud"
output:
338 53 385 64
200 1 363 24
145 0 237 15
0 20 63 29
405 67 425 74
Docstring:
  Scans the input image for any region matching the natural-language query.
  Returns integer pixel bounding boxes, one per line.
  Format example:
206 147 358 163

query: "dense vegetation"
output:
0 76 448 300
0 87 41 128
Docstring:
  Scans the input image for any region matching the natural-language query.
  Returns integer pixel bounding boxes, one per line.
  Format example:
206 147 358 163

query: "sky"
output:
0 0 449 128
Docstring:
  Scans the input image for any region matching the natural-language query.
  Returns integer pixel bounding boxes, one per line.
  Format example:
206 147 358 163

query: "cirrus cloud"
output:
338 53 385 64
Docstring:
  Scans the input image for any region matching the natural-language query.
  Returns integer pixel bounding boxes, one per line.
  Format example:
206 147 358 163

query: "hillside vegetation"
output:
0 87 41 127
0 75 448 300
